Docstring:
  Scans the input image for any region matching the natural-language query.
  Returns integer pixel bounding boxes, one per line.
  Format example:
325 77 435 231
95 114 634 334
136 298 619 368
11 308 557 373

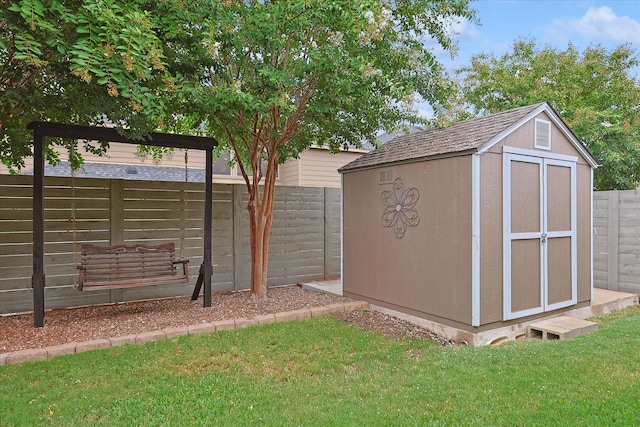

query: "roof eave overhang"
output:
339 148 478 174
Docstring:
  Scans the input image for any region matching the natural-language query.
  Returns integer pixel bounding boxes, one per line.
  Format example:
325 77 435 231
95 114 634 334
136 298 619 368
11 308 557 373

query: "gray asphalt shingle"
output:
26 161 206 182
339 103 546 173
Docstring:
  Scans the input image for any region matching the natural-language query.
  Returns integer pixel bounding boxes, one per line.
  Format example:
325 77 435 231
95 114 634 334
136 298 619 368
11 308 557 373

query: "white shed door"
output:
503 150 577 320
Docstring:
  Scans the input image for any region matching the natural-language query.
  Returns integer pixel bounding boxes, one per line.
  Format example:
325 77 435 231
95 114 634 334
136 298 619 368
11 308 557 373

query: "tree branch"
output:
227 127 252 191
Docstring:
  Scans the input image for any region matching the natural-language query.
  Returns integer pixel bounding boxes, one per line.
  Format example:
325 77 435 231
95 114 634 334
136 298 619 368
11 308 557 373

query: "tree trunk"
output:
230 111 285 299
248 193 268 298
247 153 278 298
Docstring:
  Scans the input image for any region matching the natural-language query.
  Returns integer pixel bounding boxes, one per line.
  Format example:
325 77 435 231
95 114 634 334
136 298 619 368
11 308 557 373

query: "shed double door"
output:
503 150 577 320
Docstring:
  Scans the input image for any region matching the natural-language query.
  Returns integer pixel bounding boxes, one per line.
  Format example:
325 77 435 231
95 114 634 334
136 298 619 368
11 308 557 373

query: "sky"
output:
420 0 640 117
451 0 639 65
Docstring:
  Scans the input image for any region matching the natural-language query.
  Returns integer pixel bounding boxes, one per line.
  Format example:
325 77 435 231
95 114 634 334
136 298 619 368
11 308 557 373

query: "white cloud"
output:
549 6 640 44
451 16 482 41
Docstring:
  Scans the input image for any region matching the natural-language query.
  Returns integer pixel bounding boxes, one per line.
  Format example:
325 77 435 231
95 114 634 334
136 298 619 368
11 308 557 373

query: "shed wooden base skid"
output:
370 288 637 347
527 316 598 340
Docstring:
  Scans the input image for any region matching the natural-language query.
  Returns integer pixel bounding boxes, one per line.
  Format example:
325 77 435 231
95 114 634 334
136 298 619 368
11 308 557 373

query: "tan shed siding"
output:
299 149 364 188
479 151 504 324
496 112 590 166
343 156 473 325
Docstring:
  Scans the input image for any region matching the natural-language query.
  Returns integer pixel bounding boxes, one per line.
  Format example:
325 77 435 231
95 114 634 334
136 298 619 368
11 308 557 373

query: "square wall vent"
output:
379 170 393 184
535 119 551 150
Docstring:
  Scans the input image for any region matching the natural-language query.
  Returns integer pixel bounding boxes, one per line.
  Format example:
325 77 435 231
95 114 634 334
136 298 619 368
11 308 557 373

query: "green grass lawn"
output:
1 307 639 426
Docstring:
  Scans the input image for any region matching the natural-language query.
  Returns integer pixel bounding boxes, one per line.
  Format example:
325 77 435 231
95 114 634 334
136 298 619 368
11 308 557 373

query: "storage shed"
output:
339 102 598 339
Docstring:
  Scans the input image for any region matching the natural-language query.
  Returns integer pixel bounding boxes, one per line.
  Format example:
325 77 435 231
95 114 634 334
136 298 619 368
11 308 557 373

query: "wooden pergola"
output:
28 121 218 327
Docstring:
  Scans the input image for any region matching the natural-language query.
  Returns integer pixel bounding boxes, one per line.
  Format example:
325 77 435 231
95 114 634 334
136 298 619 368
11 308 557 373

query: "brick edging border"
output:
0 300 368 366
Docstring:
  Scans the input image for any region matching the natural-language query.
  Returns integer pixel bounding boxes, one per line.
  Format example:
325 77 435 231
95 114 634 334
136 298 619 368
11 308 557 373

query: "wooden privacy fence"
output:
0 175 341 314
594 188 640 294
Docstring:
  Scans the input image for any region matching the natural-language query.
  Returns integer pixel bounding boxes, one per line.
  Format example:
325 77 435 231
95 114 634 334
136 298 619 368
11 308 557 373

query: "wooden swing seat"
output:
76 243 189 291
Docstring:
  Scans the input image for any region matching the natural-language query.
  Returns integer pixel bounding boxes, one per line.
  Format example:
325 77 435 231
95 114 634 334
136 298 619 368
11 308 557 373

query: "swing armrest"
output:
173 259 190 277
76 265 87 291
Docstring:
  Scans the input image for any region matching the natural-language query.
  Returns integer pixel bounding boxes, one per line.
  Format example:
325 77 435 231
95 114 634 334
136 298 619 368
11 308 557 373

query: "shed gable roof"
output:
339 102 597 173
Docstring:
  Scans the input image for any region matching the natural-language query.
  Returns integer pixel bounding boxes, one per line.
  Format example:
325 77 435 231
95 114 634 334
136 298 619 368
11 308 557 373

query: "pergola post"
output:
32 130 45 327
203 146 213 307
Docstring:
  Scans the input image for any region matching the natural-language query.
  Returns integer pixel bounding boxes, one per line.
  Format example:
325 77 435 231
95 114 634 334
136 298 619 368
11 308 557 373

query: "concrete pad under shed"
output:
527 316 598 340
299 278 342 295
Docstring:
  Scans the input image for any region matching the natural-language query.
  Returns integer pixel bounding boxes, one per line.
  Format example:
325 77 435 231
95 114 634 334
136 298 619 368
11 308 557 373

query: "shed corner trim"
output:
471 153 481 327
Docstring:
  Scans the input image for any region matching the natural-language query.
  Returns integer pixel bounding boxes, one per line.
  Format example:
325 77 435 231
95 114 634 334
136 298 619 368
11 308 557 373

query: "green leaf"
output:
454 39 640 190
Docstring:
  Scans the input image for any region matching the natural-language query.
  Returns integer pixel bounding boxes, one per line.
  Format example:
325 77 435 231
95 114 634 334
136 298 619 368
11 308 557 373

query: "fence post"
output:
323 187 341 279
324 188 331 279
607 191 619 291
110 179 124 245
233 184 244 290
109 179 125 302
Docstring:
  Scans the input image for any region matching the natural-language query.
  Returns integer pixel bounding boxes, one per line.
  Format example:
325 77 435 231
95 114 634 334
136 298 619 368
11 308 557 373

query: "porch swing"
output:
30 120 217 327
73 150 192 291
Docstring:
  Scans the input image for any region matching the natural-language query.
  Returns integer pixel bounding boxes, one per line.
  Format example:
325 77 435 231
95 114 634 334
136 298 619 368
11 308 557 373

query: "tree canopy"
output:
1 0 172 171
2 0 475 297
453 39 640 190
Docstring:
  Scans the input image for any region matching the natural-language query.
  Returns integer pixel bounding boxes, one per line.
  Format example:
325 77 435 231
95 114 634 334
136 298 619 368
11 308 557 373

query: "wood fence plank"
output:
606 191 619 291
0 176 341 313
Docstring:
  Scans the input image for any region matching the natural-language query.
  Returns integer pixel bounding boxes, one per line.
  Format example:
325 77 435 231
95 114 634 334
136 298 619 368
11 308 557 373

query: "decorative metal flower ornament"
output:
381 178 420 238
